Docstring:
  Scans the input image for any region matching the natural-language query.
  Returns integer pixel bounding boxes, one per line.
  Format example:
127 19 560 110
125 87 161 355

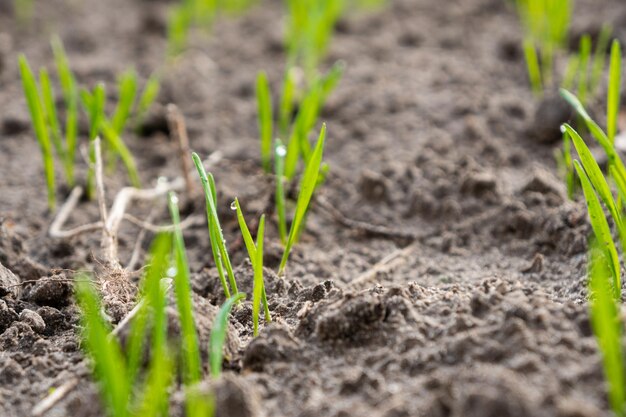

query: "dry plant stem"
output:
31 378 79 416
49 186 100 238
167 103 195 196
49 152 222 245
348 241 419 290
94 138 117 267
125 207 158 271
317 195 422 241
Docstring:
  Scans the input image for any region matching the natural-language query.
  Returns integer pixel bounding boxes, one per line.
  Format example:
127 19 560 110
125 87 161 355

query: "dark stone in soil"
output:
25 275 73 307
19 309 46 334
36 306 67 335
1 116 29 136
530 94 574 144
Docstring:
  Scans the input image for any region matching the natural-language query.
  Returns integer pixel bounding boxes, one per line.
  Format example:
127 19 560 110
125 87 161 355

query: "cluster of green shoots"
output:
77 194 251 416
74 2 392 415
168 0 257 56
515 0 572 95
559 40 626 415
19 38 160 208
556 28 616 198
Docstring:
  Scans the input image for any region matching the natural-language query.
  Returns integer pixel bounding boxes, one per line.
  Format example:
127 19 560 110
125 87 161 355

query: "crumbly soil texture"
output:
2 0 626 416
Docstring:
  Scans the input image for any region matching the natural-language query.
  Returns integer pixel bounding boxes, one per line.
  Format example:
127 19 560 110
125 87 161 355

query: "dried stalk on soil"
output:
49 142 222 271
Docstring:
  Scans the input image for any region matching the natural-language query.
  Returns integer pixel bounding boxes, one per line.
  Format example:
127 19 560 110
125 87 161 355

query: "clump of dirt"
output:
1 0 626 416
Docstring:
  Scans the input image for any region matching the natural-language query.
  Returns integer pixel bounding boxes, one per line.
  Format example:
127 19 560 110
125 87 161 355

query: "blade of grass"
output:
563 124 626 248
75 278 130 417
112 69 138 135
256 71 273 172
209 292 246 378
135 73 161 129
608 39 621 145
588 241 626 415
134 233 174 416
279 124 326 275
523 39 542 96
39 69 65 164
279 68 297 137
253 215 266 336
573 160 621 296
126 234 172 388
274 140 288 244
51 36 77 104
591 25 612 94
233 198 271 331
19 55 56 210
51 36 79 185
100 118 141 187
577 34 592 105
192 153 239 296
168 192 202 387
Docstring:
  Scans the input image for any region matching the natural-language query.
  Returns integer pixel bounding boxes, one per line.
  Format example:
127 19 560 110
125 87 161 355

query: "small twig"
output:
49 187 92 239
123 213 205 233
316 195 423 242
125 207 158 271
347 241 419 289
95 138 117 267
31 378 79 417
167 103 195 197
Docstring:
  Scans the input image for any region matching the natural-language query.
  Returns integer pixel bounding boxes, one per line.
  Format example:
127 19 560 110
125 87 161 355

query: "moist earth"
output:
1 0 626 416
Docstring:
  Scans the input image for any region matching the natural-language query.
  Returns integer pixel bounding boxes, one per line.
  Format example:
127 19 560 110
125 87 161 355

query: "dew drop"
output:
230 201 237 211
276 145 287 157
166 267 177 277
170 194 179 204
560 125 566 133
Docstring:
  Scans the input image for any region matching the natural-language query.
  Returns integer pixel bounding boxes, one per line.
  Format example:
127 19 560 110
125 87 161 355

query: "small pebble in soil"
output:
530 93 573 144
0 300 18 333
19 309 46 334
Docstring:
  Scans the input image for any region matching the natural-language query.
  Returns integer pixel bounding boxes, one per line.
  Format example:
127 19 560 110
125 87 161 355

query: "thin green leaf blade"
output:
210 293 246 378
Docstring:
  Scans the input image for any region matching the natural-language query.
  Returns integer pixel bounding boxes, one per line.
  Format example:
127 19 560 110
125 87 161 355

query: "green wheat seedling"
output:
283 62 343 179
77 231 218 417
210 292 246 378
284 0 343 81
257 71 273 173
275 140 288 244
256 62 342 179
192 153 239 298
559 39 622 197
75 236 174 417
167 0 256 56
76 279 130 417
80 68 160 189
561 29 613 106
591 25 614 94
234 198 271 336
516 0 572 95
169 193 216 417
278 124 326 275
588 241 626 416
168 193 202 385
560 41 622 165
18 55 56 210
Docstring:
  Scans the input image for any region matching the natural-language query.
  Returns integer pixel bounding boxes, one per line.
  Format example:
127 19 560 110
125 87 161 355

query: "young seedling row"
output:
9 0 626 415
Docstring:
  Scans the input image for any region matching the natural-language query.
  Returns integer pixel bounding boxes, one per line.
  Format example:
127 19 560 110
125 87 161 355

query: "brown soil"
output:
1 0 626 416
